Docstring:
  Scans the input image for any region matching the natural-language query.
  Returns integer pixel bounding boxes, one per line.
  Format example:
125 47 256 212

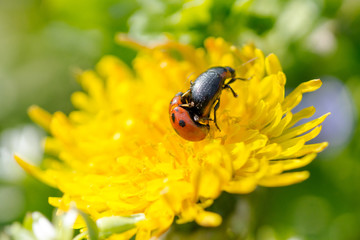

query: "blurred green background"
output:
0 0 359 239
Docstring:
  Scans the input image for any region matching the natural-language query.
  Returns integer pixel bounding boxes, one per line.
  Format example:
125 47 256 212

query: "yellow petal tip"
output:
265 53 282 75
14 155 56 188
28 105 52 131
195 211 222 227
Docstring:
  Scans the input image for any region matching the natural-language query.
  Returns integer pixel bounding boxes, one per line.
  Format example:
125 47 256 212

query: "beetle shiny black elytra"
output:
169 66 246 141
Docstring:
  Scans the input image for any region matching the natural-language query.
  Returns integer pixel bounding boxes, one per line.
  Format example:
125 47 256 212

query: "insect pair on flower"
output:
169 67 246 141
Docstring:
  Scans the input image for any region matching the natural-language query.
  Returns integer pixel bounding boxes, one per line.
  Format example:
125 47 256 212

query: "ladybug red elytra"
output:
169 93 210 141
169 66 245 141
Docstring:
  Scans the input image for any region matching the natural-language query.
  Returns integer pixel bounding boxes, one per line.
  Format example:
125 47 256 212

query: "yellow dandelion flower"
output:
15 36 329 239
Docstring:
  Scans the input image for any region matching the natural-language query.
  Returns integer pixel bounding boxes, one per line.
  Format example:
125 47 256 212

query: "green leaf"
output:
96 214 145 239
246 14 275 35
23 213 34 231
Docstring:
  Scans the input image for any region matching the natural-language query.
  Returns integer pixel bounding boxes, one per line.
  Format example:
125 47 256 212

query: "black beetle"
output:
180 66 243 130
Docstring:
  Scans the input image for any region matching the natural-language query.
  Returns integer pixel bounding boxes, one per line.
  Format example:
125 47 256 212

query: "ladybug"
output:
169 93 210 141
169 66 244 141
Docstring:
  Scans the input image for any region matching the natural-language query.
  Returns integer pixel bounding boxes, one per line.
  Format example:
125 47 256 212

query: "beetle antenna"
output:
186 72 196 84
242 57 258 66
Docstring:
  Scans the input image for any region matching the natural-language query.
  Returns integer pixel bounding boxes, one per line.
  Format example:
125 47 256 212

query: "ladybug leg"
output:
224 84 238 98
180 101 195 108
213 99 221 131
181 90 192 102
181 90 190 98
194 114 212 125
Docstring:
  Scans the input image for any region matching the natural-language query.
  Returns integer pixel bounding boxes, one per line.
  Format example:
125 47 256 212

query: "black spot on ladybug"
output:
171 113 175 123
179 120 186 127
175 108 179 112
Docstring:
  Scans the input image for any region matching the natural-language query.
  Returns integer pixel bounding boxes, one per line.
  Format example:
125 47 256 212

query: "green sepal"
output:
78 210 99 240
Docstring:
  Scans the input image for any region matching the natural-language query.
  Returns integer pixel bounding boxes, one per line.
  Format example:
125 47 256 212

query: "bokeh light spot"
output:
0 186 24 223
293 195 331 235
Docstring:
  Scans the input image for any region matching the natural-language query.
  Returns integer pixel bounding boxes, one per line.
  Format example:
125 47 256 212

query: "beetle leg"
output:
224 84 238 98
213 99 221 131
226 77 248 85
224 76 250 98
225 78 236 85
